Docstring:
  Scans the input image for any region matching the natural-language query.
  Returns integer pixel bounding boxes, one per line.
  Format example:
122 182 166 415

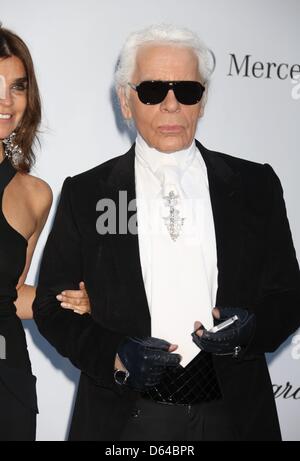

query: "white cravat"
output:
135 134 218 366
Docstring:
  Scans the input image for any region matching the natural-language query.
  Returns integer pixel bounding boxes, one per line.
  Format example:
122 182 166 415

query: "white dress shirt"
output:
135 134 218 366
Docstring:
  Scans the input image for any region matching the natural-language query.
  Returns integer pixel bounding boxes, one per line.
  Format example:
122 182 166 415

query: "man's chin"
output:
156 143 189 154
154 137 190 154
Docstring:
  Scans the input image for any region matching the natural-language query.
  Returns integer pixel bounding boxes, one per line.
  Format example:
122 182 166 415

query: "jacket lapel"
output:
197 141 244 307
97 145 151 337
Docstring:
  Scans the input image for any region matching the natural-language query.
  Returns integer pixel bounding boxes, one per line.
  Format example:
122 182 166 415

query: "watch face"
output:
114 369 129 385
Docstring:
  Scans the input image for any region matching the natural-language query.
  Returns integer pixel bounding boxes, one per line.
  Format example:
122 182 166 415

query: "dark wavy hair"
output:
0 27 41 172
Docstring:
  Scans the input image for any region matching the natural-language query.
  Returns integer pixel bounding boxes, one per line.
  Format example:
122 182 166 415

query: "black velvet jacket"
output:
33 141 300 440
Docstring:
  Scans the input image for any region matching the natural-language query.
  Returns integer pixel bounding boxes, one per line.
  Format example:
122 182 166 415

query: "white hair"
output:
115 24 213 95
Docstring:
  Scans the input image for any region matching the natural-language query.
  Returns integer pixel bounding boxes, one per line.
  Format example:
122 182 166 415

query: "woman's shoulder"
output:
18 172 52 199
17 172 53 217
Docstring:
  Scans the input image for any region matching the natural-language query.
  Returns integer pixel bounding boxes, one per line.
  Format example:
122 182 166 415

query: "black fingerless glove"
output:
192 307 256 357
116 336 181 391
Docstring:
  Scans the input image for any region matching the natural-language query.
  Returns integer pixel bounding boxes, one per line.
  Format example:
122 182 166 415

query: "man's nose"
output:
160 89 180 112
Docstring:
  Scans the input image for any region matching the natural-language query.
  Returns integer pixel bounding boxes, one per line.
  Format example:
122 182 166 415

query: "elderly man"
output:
33 25 300 441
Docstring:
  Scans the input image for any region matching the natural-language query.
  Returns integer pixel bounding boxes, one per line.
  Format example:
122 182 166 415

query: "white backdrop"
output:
1 0 299 441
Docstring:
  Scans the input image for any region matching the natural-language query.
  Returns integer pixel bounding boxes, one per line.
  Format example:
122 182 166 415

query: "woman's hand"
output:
56 281 91 315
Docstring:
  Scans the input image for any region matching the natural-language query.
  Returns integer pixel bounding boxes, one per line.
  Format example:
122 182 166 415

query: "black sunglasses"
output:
128 80 205 105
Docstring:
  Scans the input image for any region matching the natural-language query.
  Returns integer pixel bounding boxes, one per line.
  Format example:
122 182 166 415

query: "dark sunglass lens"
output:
137 81 168 104
175 82 205 105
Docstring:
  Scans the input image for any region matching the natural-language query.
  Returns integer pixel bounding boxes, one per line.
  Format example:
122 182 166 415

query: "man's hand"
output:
192 307 256 357
115 337 181 391
56 282 91 315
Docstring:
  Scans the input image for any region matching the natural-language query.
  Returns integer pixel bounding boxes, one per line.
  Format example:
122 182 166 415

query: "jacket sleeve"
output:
33 177 126 389
247 163 300 354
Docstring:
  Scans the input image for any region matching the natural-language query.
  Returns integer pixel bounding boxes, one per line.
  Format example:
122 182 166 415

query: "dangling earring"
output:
3 132 23 168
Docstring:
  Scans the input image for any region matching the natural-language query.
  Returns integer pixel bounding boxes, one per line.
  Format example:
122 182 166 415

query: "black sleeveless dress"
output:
0 156 38 441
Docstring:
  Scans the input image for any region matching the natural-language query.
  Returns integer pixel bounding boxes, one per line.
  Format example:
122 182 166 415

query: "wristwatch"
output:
114 368 130 385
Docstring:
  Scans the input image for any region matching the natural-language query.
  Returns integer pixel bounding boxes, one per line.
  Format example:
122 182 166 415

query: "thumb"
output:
194 321 202 332
212 307 220 319
168 344 178 352
193 321 204 337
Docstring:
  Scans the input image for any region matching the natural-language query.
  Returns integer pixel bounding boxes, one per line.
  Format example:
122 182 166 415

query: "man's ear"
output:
118 87 132 120
198 104 205 119
198 83 208 119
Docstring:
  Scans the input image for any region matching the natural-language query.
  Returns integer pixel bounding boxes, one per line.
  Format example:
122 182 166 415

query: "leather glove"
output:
116 336 181 391
192 307 256 357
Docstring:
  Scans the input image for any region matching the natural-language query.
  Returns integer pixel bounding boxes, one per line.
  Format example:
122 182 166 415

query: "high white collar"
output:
135 133 197 174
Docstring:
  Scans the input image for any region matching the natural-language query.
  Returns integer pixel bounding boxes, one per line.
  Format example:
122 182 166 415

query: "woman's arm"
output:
15 284 36 319
15 282 91 320
15 179 53 319
14 180 91 319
